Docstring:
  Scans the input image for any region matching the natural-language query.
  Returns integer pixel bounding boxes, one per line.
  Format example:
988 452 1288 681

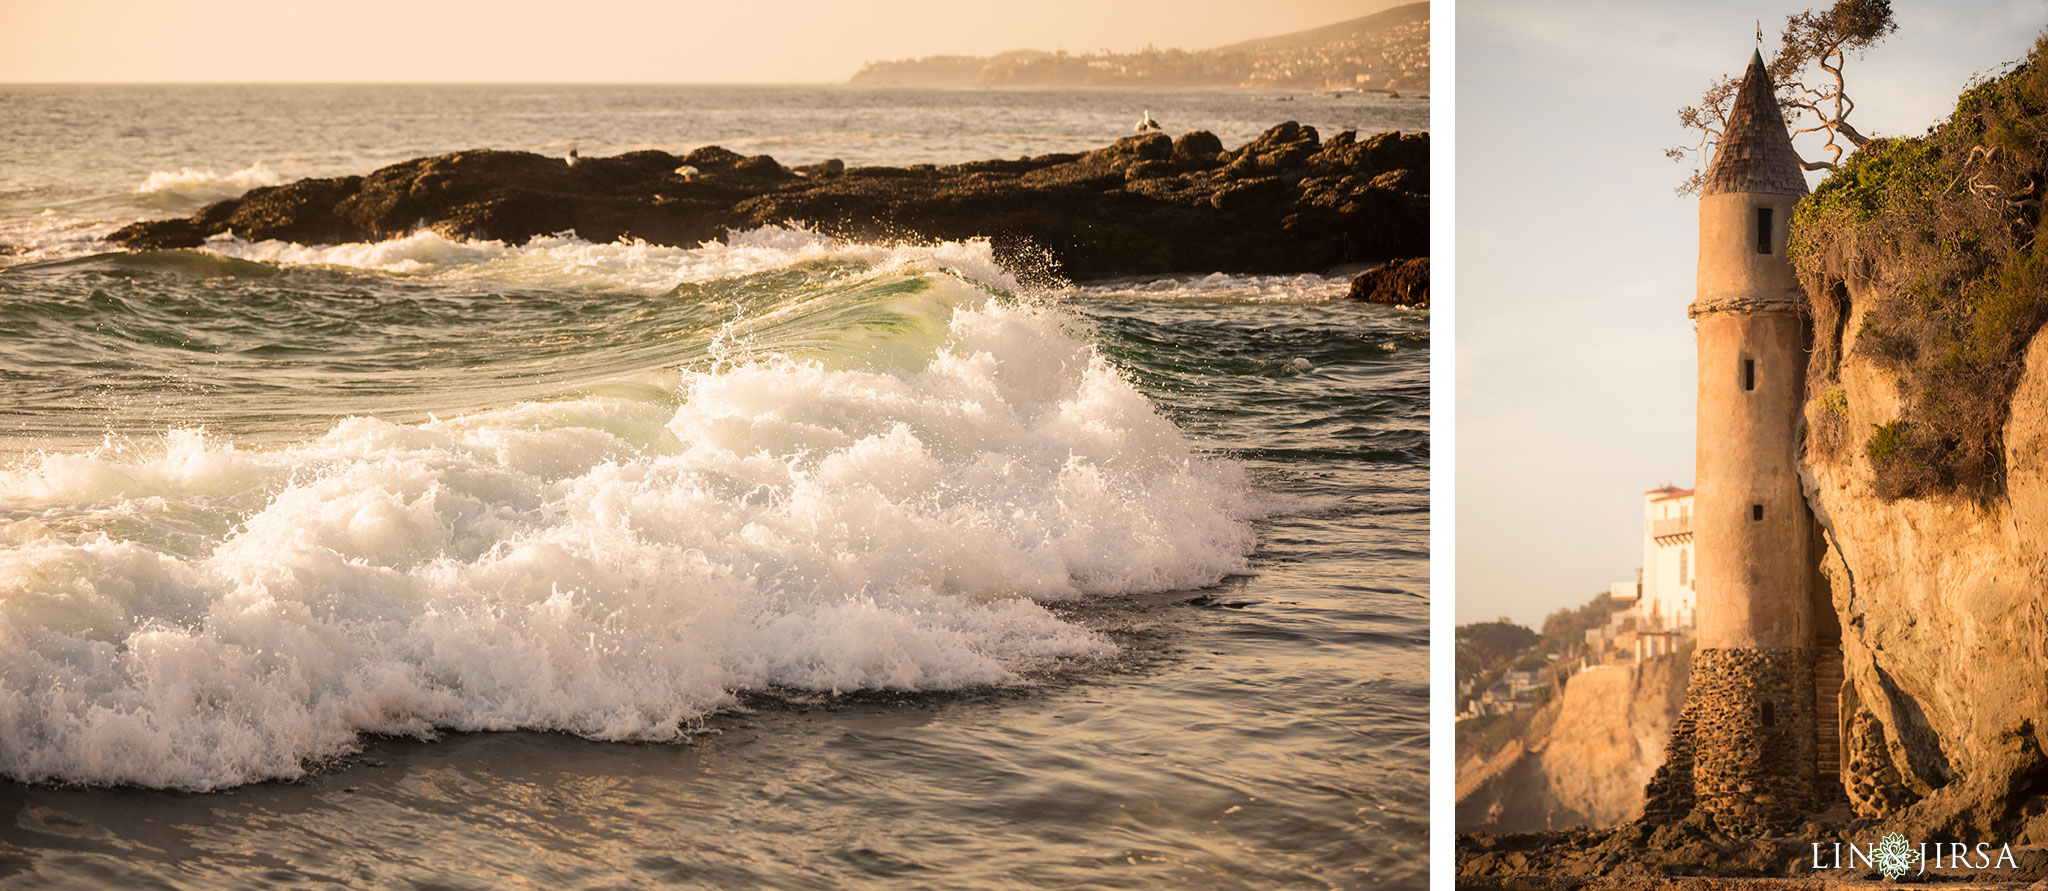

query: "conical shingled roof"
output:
1702 51 1808 196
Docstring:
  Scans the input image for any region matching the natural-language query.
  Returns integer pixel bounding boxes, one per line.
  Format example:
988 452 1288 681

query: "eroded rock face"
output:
1457 654 1690 835
109 123 1429 280
1538 658 1692 828
1801 274 2048 844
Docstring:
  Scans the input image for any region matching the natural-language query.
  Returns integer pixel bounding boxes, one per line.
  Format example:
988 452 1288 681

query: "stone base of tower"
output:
1640 647 1817 836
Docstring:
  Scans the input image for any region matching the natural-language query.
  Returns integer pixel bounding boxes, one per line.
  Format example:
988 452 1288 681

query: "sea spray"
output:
135 161 291 209
0 240 1260 790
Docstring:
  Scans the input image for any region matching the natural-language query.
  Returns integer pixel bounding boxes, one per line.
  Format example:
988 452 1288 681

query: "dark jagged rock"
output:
1349 257 1428 305
1172 130 1225 166
109 123 1429 280
1225 120 1324 179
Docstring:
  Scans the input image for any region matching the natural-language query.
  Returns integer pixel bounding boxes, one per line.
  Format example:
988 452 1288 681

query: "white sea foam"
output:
0 215 123 266
0 256 1256 790
1075 270 1354 303
136 162 291 207
200 225 1023 295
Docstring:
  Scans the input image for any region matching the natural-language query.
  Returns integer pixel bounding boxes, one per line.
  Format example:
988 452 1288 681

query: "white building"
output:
1613 484 1697 634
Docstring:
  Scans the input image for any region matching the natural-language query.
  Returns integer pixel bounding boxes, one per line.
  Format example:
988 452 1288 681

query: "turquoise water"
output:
0 85 1427 889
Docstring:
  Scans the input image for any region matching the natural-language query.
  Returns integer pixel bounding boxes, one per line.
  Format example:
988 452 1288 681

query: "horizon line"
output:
0 81 1383 90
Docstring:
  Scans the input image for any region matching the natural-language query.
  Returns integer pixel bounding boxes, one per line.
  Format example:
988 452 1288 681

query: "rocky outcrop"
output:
1458 654 1691 835
1459 816 1814 881
108 123 1428 280
1348 256 1429 305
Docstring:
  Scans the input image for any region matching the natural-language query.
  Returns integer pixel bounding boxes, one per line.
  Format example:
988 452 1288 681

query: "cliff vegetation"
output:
1792 34 2048 499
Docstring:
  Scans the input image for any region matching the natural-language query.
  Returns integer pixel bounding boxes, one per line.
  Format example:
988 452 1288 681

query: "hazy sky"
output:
0 0 1396 84
1457 0 2048 626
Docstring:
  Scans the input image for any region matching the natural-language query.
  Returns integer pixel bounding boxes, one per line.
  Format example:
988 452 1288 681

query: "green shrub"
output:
1864 420 1949 499
1819 387 1850 416
1809 387 1852 460
1867 420 1911 464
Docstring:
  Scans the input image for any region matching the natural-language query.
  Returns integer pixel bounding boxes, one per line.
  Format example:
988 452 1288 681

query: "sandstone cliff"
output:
1458 653 1691 834
1786 34 2048 844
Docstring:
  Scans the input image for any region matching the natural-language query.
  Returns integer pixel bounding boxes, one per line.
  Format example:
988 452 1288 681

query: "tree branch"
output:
1667 0 1895 194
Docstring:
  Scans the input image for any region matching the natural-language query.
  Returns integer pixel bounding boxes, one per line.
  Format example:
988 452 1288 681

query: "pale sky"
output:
1457 0 2048 626
0 0 1397 84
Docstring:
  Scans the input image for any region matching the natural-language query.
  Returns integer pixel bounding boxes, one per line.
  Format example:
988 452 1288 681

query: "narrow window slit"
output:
1756 207 1773 254
1744 358 1756 391
1752 504 1764 521
1761 701 1776 726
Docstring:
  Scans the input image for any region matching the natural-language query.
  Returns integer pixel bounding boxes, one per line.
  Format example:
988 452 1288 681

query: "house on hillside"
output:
1597 485 1698 662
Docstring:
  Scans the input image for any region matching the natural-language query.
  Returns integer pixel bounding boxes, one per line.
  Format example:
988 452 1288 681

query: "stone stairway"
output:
1814 645 1845 793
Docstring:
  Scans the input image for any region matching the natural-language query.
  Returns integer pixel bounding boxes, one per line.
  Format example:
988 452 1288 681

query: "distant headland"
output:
848 2 1428 92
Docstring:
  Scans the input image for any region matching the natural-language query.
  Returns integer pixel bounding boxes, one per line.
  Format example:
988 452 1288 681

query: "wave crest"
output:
196 225 1025 295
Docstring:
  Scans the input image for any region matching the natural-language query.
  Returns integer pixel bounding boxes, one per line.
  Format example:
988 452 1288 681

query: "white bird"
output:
1135 110 1161 133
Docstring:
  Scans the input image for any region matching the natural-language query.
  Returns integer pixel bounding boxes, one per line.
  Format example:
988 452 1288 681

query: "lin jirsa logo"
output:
1812 831 2019 880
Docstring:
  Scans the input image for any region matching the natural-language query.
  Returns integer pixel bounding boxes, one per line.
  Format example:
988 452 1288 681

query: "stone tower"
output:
1685 48 1821 835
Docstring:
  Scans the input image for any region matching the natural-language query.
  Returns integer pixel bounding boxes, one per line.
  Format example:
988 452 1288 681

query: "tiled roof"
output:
1701 50 1809 197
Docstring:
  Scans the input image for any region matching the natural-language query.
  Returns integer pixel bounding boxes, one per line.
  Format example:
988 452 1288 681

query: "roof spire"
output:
1701 50 1808 197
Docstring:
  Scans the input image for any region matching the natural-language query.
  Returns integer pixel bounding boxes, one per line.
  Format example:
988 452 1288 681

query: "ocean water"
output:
0 85 1427 889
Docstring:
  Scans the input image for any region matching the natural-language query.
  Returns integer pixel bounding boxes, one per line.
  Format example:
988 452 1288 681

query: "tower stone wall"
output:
1692 309 1812 651
1684 648 1818 834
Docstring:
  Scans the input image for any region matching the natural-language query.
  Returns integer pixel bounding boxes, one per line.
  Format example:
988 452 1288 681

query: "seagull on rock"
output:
1134 110 1161 133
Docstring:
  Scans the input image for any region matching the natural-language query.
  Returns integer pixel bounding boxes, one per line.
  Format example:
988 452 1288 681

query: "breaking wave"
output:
0 233 1259 790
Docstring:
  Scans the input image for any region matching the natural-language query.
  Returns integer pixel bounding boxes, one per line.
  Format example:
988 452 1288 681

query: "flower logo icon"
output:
1874 832 1921 881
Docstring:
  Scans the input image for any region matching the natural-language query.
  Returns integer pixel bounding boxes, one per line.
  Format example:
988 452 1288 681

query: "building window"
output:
1752 504 1764 521
1757 207 1773 254
1744 358 1756 391
1678 549 1688 586
1762 701 1777 726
